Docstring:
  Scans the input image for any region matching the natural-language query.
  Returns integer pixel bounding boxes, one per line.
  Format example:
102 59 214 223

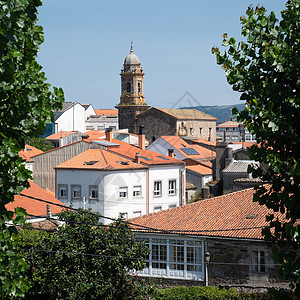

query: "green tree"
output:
212 0 299 293
27 136 53 152
0 0 64 297
19 210 151 300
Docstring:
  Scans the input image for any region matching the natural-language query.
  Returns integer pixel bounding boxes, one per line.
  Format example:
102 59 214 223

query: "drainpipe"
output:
146 168 149 214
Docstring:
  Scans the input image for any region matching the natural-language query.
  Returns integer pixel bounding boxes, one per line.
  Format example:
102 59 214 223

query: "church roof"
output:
124 45 140 65
153 108 217 121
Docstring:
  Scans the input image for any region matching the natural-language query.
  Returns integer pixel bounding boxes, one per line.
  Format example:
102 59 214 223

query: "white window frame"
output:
133 211 142 218
71 185 81 200
252 250 266 273
133 185 142 197
168 179 176 196
137 236 204 280
89 185 98 200
153 206 162 213
154 181 162 197
119 186 128 199
58 184 68 200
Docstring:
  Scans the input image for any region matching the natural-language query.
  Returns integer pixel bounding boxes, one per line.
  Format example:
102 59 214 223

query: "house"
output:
129 187 287 290
55 131 185 223
6 180 65 225
81 103 96 121
46 131 83 148
52 102 86 133
216 121 256 143
147 136 215 162
85 109 118 131
147 136 214 190
18 144 44 171
136 107 217 142
31 140 103 192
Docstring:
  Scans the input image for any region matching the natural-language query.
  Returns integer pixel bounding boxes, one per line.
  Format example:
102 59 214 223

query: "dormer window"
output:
126 82 131 92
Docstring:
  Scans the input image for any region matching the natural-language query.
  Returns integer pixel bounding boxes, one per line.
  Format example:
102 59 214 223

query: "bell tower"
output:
116 44 150 134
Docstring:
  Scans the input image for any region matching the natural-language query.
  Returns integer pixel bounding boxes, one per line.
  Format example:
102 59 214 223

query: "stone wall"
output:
136 109 177 141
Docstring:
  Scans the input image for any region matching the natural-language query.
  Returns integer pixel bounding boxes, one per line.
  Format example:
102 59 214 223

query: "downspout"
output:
146 168 149 214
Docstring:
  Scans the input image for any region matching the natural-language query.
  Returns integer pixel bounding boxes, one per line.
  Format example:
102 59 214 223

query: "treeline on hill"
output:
181 103 245 124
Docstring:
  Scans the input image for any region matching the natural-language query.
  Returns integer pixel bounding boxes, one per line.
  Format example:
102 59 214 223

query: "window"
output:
138 238 203 280
126 82 131 92
199 128 202 135
86 126 94 130
119 187 128 198
138 81 141 93
133 211 141 218
169 180 176 195
120 212 128 219
169 204 176 209
58 184 68 199
154 181 162 197
71 185 81 200
133 185 141 197
152 239 167 269
189 128 193 136
154 206 162 213
252 251 266 273
97 125 105 130
89 185 98 200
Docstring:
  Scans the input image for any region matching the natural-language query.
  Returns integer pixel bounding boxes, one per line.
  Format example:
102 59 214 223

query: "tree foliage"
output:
0 0 64 297
212 0 299 293
19 210 151 300
27 136 53 152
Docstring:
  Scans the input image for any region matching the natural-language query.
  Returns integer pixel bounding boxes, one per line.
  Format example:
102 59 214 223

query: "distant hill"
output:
181 103 245 125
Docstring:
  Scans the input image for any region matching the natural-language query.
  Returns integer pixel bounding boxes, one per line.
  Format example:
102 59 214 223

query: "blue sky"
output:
37 0 286 109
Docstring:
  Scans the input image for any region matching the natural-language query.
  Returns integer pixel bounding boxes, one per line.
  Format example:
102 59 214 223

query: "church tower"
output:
116 44 150 134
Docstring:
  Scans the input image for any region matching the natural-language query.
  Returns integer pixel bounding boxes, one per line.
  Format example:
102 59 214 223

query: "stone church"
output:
116 46 217 142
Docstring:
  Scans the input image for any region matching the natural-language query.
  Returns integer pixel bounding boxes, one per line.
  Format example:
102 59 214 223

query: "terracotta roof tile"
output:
161 136 215 159
155 108 217 121
217 121 240 128
107 139 183 166
130 187 285 240
6 181 65 217
18 145 44 162
186 165 212 175
192 138 216 146
55 148 147 170
46 131 78 140
94 109 118 116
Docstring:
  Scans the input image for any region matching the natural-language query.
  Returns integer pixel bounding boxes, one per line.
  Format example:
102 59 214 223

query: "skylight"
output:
140 156 152 161
157 156 169 160
84 160 99 165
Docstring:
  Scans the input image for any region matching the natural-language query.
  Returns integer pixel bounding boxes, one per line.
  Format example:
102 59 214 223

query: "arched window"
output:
138 82 141 93
126 82 131 92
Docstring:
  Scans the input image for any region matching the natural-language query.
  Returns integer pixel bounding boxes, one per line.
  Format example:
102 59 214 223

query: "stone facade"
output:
136 107 217 142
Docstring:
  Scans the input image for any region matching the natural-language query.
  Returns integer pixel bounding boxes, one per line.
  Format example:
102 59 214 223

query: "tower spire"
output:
130 41 133 53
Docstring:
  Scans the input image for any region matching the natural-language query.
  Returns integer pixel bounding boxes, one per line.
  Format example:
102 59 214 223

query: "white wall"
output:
56 164 185 224
55 103 85 132
84 105 96 121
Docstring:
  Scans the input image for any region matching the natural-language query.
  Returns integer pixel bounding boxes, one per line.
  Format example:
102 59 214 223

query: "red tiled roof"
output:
18 145 44 162
94 109 118 116
192 138 216 146
217 121 240 128
55 148 147 170
107 139 183 166
83 130 105 141
46 131 78 140
130 187 284 240
6 181 65 217
154 108 217 121
186 165 212 175
160 136 215 159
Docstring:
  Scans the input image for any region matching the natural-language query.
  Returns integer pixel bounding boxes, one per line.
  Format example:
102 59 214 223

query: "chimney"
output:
135 152 141 164
138 125 145 150
46 204 52 218
105 128 113 142
168 149 174 158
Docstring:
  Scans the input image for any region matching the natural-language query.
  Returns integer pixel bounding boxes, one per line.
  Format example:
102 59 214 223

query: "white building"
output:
55 134 185 223
53 102 95 133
